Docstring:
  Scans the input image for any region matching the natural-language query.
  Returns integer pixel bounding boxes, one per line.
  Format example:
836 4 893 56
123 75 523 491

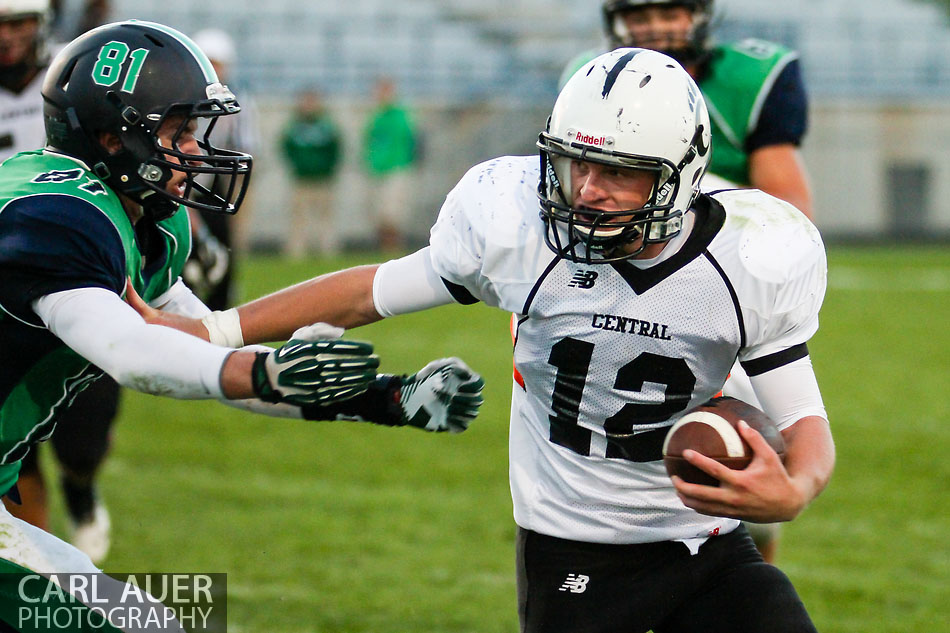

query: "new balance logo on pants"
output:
558 573 589 593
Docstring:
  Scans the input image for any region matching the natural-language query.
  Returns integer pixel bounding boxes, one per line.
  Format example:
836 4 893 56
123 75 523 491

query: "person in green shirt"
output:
280 88 343 256
362 76 418 251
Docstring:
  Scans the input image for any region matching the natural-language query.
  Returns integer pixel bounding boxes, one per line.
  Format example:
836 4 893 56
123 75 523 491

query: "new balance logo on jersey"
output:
568 270 598 289
558 574 590 594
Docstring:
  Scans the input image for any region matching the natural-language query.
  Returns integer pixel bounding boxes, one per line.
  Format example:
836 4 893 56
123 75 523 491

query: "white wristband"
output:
202 308 245 348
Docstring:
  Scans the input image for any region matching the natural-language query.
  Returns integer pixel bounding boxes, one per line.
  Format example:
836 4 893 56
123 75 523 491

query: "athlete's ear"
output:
97 132 122 155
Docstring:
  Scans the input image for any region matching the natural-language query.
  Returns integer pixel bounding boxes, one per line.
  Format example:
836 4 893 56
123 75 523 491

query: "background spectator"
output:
280 88 343 257
362 76 418 252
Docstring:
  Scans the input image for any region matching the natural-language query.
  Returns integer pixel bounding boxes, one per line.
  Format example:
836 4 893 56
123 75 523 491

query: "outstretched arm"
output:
239 265 382 344
226 354 486 435
35 288 379 405
130 248 458 347
127 266 381 344
298 357 485 433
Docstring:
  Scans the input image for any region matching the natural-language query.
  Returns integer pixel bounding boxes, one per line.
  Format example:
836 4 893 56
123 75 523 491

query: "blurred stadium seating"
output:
106 0 950 101
98 0 950 247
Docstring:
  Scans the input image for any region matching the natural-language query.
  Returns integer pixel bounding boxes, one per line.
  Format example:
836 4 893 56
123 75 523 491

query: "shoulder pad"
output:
710 189 824 285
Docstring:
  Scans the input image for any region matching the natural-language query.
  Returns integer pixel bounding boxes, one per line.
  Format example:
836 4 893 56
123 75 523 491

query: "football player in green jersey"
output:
0 20 484 626
0 0 124 567
563 0 813 221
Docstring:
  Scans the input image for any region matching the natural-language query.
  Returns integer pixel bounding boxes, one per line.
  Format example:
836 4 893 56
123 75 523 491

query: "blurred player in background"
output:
363 76 418 251
280 87 344 257
135 49 834 633
562 0 816 562
0 21 483 620
0 0 49 158
564 0 812 219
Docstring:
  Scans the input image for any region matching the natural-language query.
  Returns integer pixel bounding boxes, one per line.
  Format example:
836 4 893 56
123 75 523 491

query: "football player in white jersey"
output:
136 49 834 632
0 0 48 160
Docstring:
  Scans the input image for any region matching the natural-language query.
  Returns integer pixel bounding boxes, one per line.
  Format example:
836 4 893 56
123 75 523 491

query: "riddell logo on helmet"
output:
575 132 607 146
567 129 611 146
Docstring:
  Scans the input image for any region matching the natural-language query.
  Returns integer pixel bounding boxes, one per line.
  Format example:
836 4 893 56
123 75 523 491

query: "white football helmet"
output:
538 47 711 263
0 0 50 19
0 0 51 68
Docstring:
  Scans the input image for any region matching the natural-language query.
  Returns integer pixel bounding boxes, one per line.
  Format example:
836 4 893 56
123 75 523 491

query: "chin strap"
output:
140 190 179 222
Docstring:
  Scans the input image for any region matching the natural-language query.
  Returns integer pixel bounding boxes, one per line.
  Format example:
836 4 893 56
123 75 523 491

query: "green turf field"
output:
42 245 949 632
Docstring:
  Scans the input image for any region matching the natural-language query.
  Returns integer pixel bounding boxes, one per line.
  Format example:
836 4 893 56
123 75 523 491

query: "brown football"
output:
662 397 786 486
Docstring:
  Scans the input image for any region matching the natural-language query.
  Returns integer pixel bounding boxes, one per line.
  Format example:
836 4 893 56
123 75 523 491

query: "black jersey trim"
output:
440 278 479 305
741 343 809 376
703 249 746 351
608 194 726 295
522 253 564 315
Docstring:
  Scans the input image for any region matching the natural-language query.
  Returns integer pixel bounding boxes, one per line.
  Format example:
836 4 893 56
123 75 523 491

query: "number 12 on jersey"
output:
546 337 696 462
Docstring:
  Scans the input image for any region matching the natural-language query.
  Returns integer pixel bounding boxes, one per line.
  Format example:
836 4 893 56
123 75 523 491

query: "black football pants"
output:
517 524 818 633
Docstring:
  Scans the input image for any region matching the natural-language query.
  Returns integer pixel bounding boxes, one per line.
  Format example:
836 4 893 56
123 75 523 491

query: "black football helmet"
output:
601 1 714 65
42 20 252 221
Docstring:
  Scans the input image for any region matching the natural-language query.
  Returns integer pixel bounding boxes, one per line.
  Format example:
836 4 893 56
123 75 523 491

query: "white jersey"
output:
428 155 826 545
700 172 739 193
0 70 46 162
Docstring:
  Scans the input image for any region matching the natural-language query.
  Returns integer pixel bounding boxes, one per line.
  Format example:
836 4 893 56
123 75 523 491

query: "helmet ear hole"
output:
550 156 573 204
59 57 78 89
96 132 122 155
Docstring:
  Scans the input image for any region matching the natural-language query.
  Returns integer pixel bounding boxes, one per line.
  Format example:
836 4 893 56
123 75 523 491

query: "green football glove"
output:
251 324 379 406
397 357 485 433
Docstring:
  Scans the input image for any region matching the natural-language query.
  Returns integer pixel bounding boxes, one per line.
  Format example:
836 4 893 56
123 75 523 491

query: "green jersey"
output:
0 150 191 494
363 104 417 176
281 114 343 180
559 40 807 186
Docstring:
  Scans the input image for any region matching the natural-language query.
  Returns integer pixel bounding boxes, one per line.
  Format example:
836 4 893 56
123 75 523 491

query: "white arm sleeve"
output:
33 287 231 399
749 355 828 431
373 247 456 317
222 397 303 418
150 278 212 318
